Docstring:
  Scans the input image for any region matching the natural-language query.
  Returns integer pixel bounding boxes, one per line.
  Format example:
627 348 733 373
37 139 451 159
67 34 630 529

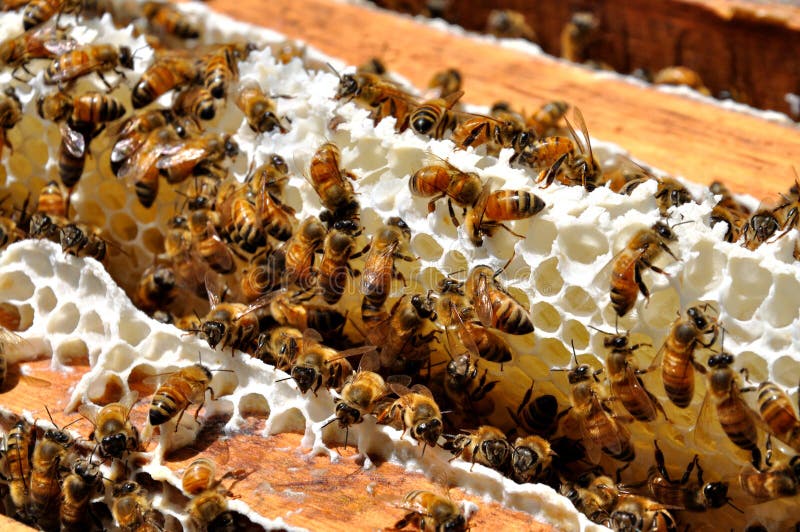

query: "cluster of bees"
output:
0 1 798 531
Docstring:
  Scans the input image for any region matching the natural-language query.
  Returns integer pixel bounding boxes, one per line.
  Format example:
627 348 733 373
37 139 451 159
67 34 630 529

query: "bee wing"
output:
692 390 716 451
472 274 495 331
572 107 593 160
357 349 381 373
446 300 480 360
204 271 223 308
42 35 78 56
155 144 208 170
119 390 140 411
60 122 86 157
442 89 465 109
409 384 435 399
359 241 398 295
19 374 52 388
77 402 100 425
110 135 144 165
386 374 413 388
388 382 413 397
302 327 324 347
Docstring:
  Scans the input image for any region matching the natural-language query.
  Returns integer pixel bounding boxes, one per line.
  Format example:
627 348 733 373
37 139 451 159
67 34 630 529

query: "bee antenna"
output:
344 425 349 450
326 62 342 79
570 340 578 366
274 376 293 383
670 219 694 229
44 404 56 427
587 325 613 336
61 417 82 430
320 417 338 429
726 499 744 513
421 442 427 457
211 369 235 374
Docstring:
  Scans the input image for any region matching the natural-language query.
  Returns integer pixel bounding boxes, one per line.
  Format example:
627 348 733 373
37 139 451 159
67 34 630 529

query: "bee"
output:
236 81 289 133
641 440 733 512
597 328 666 422
60 222 108 261
654 177 694 216
202 42 253 99
0 88 22 160
309 142 360 226
282 216 326 290
609 221 679 317
700 351 762 468
756 380 800 453
560 472 618 527
332 351 388 447
609 494 677 532
172 85 216 121
109 108 172 175
356 56 387 76
649 305 718 408
532 108 601 190
264 291 347 341
560 12 598 63
131 51 198 109
739 439 799 502
486 9 536 40
254 178 295 243
393 490 467 532
409 156 482 227
249 153 289 197
134 263 177 313
148 363 215 427
111 480 158 531
378 383 443 452
709 180 750 243
0 25 75 79
22 0 71 31
142 1 200 39
216 183 265 254
427 67 462 99
29 422 74 528
567 350 636 467
2 420 32 518
289 328 367 395
45 44 133 88
39 90 127 129
361 217 414 312
183 458 243 531
333 69 416 130
60 459 102 531
450 113 533 159
200 280 260 353
28 212 63 242
157 133 239 184
409 90 463 139
506 383 560 437
465 182 545 246
442 346 499 424
465 264 533 335
742 206 783 250
78 391 140 459
57 122 94 189
448 425 511 472
35 180 68 219
527 100 569 137
239 251 284 302
510 435 554 483
120 125 180 208
653 66 711 95
254 325 303 369
317 226 361 304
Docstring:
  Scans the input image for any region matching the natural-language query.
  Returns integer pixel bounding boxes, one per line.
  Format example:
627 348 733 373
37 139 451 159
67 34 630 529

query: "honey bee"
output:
78 391 140 459
560 472 617 527
742 206 783 250
200 281 260 353
361 217 414 312
560 12 598 63
317 226 361 304
60 222 108 261
148 362 215 428
527 100 569 137
356 56 387 76
157 133 239 184
22 0 71 31
567 350 636 467
409 91 463 139
35 180 68 219
216 183 265 254
427 67 462 99
332 351 388 447
28 212 62 242
378 383 442 452
448 425 511 472
532 108 601 190
653 66 711 95
641 440 733 512
465 182 545 246
255 182 295 243
39 90 127 129
442 351 498 423
0 25 76 79
183 457 243 532
202 42 253 99
655 177 694 216
29 422 74 528
333 68 416 130
235 81 289 133
109 108 172 175
309 142 360 226
111 480 158 531
131 52 198 109
0 88 22 160
701 351 762 468
756 380 800 453
249 153 289 197
649 305 718 408
739 439 799 502
142 1 200 39
609 494 677 532
118 125 178 208
57 122 95 189
172 85 216 121
609 221 679 317
450 113 533 158
262 290 347 341
597 328 666 422
2 420 32 518
465 263 533 335
486 9 536 40
289 328 366 395
59 458 102 531
709 180 750 243
254 325 302 369
282 216 326 290
45 43 133 88
506 383 560 438
409 156 482 227
239 251 284 302
510 435 554 484
393 490 467 532
134 263 177 313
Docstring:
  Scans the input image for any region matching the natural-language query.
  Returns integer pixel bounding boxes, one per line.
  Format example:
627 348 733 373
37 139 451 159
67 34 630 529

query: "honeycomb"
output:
0 2 798 531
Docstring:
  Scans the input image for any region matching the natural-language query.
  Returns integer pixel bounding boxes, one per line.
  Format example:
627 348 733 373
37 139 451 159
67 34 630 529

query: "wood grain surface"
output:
202 0 800 201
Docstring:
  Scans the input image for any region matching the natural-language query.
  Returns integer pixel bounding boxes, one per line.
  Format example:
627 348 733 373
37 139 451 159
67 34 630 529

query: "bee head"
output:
201 321 226 349
290 366 319 394
335 402 361 426
101 433 129 458
414 419 442 447
703 481 729 509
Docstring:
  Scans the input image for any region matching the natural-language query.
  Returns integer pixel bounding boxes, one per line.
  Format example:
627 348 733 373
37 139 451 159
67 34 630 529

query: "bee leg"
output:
614 462 631 484
96 71 114 92
633 265 649 302
690 359 708 375
447 198 461 227
173 407 187 433
650 389 670 422
750 448 762 471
